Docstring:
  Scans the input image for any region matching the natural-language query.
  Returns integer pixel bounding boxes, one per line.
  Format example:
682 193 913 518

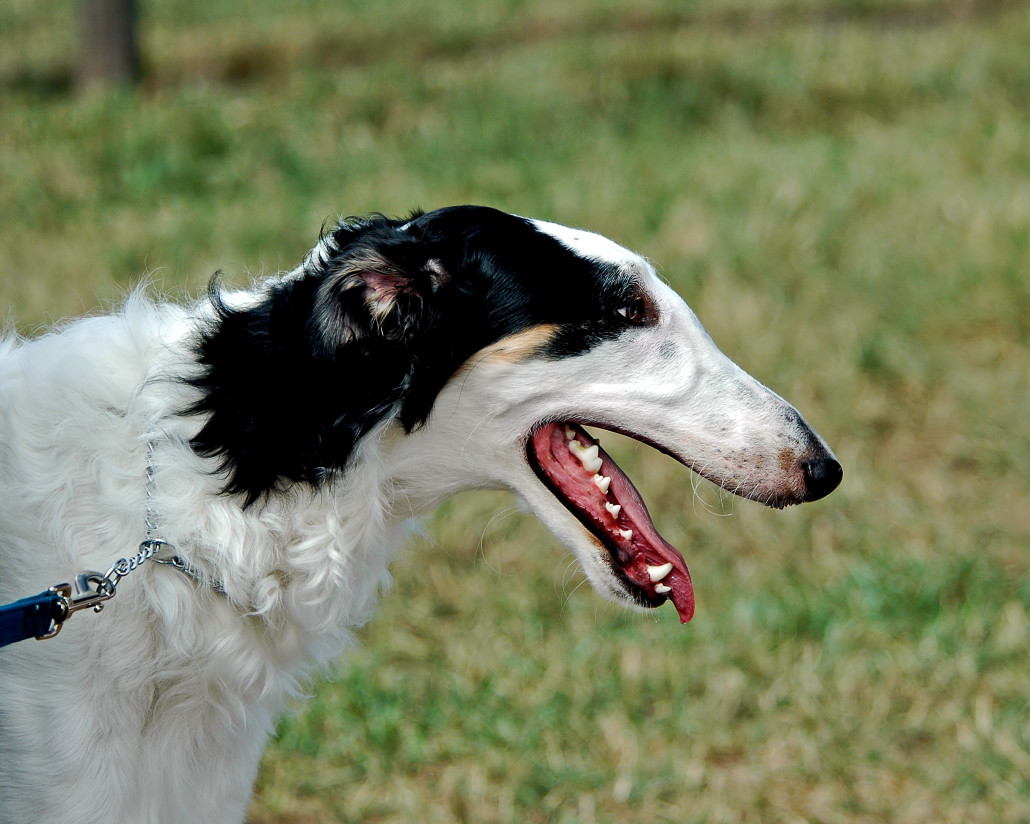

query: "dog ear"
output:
311 251 450 352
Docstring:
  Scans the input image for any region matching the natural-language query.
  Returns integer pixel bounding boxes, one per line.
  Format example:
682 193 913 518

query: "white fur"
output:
0 227 830 823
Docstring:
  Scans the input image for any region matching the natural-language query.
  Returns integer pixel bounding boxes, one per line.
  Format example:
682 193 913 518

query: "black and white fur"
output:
0 206 840 823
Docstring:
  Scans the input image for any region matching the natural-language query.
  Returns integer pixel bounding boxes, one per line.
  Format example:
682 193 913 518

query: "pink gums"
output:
530 422 695 623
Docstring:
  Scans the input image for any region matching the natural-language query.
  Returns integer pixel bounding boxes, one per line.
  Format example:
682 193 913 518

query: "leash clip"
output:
36 572 114 640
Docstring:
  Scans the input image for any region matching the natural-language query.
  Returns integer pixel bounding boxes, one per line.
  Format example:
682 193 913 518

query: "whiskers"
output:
476 504 521 577
688 460 736 518
459 406 505 463
554 554 590 618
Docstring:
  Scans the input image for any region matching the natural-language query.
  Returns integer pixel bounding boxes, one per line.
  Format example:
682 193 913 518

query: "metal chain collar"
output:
94 442 169 597
38 442 188 639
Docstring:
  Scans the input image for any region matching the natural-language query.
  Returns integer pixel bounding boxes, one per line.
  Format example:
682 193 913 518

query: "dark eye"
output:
615 296 653 325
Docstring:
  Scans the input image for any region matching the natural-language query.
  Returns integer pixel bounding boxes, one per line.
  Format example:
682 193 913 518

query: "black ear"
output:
310 249 449 353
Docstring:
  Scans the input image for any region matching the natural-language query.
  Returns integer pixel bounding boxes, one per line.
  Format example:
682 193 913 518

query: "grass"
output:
2 1 1029 821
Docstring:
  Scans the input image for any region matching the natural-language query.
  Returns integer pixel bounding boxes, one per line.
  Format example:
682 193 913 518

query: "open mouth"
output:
527 422 695 623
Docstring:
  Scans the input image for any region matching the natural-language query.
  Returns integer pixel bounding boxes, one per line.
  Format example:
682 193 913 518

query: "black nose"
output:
801 455 843 501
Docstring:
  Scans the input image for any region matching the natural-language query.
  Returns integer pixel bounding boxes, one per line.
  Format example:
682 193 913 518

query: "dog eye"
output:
615 297 652 325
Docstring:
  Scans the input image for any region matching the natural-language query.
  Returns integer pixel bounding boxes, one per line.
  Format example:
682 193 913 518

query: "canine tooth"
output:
647 562 673 582
605 502 621 518
579 445 602 473
568 440 602 473
619 529 633 541
654 583 672 594
593 474 611 494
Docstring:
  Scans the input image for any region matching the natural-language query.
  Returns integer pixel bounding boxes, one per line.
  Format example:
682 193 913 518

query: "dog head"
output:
190 206 841 621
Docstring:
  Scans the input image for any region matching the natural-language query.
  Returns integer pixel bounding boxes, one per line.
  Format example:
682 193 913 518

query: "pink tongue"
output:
531 423 695 623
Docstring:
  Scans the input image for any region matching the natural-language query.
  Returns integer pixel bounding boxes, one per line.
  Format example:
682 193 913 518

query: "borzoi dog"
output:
0 206 840 823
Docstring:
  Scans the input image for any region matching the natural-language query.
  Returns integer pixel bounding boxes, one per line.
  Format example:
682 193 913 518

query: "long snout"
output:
679 373 842 509
625 328 842 509
621 284 842 508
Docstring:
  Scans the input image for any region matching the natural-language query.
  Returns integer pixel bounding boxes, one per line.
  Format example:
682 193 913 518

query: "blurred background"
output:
2 1 1028 821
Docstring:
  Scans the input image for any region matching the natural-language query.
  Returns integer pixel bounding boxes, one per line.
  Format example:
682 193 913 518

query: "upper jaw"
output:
665 400 843 510
668 440 840 511
511 391 840 621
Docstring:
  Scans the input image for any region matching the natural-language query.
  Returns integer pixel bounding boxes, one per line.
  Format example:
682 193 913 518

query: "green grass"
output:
2 1 1029 821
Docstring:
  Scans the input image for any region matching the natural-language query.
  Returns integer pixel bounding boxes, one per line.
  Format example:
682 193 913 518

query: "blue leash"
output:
0 540 174 650
0 589 67 647
0 571 117 648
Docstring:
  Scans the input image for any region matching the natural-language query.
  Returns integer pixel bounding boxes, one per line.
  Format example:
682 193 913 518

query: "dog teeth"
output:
593 474 611 494
654 583 672 594
564 426 576 440
646 562 673 583
568 440 603 474
580 446 602 474
605 502 621 518
619 528 633 541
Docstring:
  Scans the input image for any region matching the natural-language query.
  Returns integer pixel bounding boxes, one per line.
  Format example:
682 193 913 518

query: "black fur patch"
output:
188 206 650 503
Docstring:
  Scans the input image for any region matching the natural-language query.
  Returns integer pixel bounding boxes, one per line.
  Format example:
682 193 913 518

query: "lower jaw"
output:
525 421 694 622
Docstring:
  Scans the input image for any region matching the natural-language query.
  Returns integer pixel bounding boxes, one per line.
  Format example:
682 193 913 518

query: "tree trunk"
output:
78 0 140 90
